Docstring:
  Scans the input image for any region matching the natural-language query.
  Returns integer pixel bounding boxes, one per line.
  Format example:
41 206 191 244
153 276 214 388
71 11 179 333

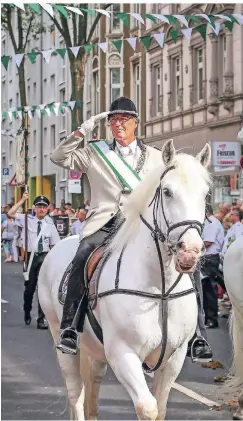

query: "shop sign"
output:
211 141 241 167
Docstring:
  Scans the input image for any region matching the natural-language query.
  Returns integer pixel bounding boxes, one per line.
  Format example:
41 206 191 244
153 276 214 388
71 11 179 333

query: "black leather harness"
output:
86 165 204 373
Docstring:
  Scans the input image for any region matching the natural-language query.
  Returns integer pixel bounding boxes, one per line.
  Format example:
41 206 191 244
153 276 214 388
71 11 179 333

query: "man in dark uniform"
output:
8 192 60 329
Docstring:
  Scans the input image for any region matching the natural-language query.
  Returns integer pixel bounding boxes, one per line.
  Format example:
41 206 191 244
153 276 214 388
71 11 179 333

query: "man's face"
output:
78 209 87 222
109 113 137 145
34 205 48 219
229 209 240 224
65 204 71 210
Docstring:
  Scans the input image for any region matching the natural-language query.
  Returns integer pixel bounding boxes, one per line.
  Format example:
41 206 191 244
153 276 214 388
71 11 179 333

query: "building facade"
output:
2 4 243 207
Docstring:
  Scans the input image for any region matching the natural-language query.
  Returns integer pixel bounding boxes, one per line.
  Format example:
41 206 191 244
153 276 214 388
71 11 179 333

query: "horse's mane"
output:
108 152 211 253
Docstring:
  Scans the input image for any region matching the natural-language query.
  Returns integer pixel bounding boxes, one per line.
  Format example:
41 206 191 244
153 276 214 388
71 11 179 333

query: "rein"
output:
94 164 204 373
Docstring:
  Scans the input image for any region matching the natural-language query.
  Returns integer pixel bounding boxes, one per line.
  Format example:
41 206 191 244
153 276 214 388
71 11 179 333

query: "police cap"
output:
33 195 50 207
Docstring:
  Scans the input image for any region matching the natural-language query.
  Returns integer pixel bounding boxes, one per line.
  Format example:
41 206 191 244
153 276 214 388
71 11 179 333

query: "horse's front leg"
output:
79 352 107 420
106 343 158 420
152 342 188 420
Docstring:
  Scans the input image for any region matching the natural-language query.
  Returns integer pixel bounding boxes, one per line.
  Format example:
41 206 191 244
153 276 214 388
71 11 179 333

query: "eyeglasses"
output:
109 116 133 125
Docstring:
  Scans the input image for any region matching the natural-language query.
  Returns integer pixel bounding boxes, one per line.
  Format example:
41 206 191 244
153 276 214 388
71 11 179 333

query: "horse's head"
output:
155 139 211 273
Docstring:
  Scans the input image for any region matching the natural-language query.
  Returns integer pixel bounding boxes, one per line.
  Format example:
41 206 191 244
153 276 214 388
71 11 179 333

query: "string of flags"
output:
4 3 243 29
1 100 83 121
2 11 243 71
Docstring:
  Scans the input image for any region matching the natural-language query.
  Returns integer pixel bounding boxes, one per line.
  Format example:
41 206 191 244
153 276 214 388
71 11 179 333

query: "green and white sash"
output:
91 140 141 191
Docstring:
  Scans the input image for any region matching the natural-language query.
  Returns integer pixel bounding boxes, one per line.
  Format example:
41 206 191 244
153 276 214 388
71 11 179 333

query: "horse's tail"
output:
228 308 243 386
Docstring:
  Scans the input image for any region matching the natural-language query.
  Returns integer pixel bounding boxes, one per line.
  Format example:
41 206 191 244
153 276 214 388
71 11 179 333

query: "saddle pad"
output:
58 262 73 305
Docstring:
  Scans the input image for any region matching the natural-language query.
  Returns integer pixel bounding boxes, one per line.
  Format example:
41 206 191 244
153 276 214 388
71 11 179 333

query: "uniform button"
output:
120 202 123 206
110 213 114 216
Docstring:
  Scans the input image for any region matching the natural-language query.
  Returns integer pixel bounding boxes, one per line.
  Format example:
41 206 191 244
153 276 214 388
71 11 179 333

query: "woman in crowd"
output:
1 211 17 262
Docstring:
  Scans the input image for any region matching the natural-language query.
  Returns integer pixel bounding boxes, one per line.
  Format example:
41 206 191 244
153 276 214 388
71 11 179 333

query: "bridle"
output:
88 165 206 373
139 164 204 372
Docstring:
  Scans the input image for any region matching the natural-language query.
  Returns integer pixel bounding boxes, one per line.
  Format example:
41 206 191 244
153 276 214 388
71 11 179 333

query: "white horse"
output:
223 236 243 420
38 139 211 420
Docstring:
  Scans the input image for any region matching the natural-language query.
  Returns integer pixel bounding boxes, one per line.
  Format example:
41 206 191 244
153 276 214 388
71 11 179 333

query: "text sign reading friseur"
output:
211 141 241 167
51 215 69 238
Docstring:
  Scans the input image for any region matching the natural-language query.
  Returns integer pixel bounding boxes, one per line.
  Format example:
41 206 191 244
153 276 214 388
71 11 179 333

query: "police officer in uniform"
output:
8 192 60 329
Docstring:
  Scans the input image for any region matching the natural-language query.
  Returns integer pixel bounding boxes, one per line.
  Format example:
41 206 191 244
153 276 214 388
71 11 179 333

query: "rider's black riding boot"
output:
56 226 113 355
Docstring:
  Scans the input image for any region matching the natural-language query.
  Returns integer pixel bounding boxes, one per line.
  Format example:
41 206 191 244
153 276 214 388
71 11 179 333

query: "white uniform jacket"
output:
51 133 162 238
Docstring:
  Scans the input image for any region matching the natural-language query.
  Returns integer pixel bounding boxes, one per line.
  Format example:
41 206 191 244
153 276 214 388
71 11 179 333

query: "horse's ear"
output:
161 139 176 166
196 143 211 168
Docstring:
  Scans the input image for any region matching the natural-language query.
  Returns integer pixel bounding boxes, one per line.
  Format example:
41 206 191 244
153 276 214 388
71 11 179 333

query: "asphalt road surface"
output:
1 258 236 420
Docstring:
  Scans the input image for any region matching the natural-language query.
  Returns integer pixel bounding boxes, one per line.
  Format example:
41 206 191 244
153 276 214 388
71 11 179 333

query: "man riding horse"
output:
51 97 212 362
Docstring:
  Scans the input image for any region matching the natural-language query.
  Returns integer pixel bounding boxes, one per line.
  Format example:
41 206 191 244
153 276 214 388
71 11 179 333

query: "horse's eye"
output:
163 188 173 198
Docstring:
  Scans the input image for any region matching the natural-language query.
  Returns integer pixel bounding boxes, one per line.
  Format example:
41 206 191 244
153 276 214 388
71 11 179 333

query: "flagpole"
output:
24 111 29 274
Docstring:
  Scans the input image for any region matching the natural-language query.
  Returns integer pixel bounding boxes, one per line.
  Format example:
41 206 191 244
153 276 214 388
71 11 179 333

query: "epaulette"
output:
45 216 54 224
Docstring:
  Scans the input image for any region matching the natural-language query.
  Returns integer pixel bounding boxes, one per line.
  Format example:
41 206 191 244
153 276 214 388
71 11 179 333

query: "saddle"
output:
58 245 106 309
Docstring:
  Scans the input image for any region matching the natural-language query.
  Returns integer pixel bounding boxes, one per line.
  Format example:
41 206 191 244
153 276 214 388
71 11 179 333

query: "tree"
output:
49 3 111 130
1 5 44 108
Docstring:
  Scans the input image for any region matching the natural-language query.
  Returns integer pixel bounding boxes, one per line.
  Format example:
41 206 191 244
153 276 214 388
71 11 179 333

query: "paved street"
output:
1 257 236 420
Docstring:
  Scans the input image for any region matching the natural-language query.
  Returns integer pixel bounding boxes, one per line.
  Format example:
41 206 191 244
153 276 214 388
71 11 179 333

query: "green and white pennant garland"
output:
2 100 81 121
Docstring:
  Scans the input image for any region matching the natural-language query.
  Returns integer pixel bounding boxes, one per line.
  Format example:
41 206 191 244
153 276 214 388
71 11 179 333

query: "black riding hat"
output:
108 96 138 118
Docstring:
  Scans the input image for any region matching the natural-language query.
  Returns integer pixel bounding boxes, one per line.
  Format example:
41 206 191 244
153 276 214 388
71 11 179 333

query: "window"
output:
219 35 227 94
9 98 13 109
175 58 180 107
91 4 99 38
27 85 31 102
155 66 162 113
2 81 6 108
110 69 121 102
197 48 203 101
44 78 47 102
171 57 180 110
60 88 66 130
33 82 37 103
8 57 12 79
51 125 56 150
131 4 140 28
33 130 37 155
133 63 140 112
16 92 19 108
44 127 47 153
2 39 6 55
9 140 13 163
50 25 55 48
110 4 120 33
93 71 99 114
50 75 55 102
59 40 66 82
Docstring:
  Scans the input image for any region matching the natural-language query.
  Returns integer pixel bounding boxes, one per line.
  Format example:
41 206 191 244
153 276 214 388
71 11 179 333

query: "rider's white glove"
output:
77 112 109 136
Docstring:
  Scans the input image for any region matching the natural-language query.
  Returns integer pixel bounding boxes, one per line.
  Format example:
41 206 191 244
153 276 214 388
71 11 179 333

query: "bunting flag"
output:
5 4 242 31
1 100 83 121
1 11 243 71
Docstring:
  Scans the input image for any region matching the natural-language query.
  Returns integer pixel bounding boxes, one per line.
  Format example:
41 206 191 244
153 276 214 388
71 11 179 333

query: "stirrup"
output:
59 326 79 340
190 337 213 363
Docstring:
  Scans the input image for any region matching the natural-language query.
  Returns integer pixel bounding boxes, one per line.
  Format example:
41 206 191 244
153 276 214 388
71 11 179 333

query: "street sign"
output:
68 180 81 194
211 141 241 167
2 168 9 182
69 170 82 180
